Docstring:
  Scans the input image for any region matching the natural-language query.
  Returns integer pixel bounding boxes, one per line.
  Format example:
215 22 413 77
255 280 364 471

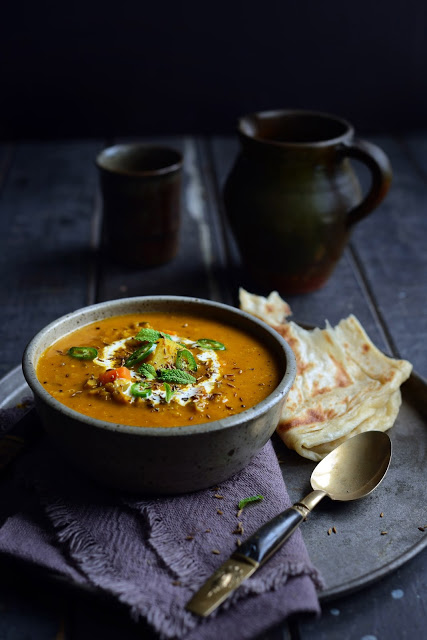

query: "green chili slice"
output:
176 349 197 372
67 346 98 360
125 342 156 367
130 382 152 398
196 339 226 351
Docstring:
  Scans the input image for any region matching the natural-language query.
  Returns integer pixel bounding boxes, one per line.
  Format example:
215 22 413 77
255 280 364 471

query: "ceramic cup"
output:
223 110 392 293
96 144 182 267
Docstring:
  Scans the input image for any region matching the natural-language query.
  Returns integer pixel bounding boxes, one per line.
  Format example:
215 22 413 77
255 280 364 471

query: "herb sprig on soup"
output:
37 313 281 427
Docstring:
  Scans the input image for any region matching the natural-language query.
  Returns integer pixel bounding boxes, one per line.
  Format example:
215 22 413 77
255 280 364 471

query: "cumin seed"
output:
212 549 220 555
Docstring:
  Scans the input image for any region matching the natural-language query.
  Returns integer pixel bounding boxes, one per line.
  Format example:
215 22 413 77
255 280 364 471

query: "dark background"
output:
1 0 426 140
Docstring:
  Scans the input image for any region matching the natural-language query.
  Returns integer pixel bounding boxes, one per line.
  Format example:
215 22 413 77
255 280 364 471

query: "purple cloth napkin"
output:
0 403 322 639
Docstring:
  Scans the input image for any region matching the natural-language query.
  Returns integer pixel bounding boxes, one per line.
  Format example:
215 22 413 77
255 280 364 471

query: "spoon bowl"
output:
311 430 392 501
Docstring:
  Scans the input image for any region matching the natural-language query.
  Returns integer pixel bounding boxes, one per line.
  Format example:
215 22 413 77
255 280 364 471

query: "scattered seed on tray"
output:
214 494 224 499
327 528 332 536
332 526 337 534
381 531 388 535
380 512 384 517
212 549 220 555
217 509 223 515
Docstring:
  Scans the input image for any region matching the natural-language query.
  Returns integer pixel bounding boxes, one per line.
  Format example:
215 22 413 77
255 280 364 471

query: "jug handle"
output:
340 139 392 228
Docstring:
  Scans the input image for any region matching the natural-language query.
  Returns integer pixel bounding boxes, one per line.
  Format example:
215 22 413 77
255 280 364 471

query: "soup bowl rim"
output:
22 295 296 437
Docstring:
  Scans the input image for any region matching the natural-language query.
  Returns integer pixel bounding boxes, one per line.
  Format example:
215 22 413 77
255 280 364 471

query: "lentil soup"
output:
36 312 282 427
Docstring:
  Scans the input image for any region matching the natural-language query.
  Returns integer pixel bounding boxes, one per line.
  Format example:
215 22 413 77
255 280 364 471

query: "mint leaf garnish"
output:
135 328 174 342
138 363 157 379
135 328 162 342
164 382 174 403
159 369 196 384
238 495 264 510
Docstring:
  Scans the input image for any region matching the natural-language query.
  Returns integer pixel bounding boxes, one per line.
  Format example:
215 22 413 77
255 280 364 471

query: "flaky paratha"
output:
240 289 412 461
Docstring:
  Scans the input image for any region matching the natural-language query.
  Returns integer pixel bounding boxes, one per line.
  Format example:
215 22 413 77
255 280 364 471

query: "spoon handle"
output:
233 507 306 566
186 493 325 616
233 490 327 566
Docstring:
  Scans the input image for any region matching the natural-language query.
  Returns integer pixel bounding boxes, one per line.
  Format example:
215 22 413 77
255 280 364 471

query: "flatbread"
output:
239 289 412 461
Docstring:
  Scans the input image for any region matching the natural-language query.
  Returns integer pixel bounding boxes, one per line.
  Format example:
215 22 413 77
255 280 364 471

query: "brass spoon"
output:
186 430 392 616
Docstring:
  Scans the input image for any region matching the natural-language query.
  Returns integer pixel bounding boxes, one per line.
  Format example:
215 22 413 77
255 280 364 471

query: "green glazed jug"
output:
223 110 392 293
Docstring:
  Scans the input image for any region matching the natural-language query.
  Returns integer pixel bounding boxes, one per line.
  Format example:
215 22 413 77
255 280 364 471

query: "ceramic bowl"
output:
22 296 296 494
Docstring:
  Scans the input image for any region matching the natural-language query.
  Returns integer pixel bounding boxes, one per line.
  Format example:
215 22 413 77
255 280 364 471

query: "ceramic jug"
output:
223 110 392 293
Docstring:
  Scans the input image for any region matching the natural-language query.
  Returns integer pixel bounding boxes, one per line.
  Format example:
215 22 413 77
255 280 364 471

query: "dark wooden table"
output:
0 134 426 639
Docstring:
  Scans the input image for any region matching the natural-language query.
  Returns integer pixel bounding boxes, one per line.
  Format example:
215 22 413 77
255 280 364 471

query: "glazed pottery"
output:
223 110 392 293
96 144 182 268
22 296 296 494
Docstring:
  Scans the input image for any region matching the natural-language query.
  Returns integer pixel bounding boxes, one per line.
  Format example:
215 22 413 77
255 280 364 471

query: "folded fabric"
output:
0 403 322 640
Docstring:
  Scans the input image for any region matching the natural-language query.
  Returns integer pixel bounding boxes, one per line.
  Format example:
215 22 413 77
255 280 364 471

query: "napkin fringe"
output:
14 464 199 639
236 561 325 596
207 560 324 613
143 502 207 581
41 498 198 639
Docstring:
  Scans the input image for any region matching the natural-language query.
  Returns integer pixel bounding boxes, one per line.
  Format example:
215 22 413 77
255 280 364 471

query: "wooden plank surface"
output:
0 134 426 640
350 135 427 376
0 141 103 379
297 551 427 640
